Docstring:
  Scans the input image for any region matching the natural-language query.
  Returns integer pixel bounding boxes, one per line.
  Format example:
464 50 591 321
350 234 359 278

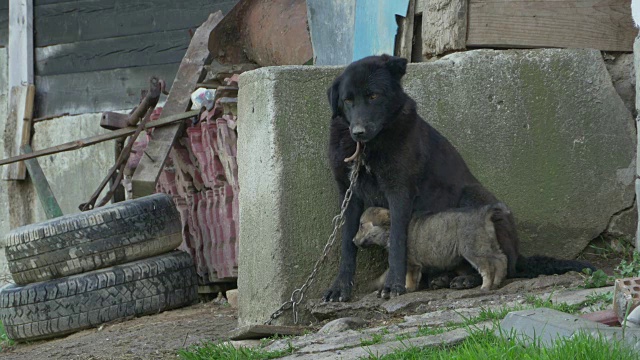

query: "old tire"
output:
5 193 183 285
0 251 198 342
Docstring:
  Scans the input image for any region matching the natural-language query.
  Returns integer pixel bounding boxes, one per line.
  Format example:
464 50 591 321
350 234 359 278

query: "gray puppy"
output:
354 203 510 293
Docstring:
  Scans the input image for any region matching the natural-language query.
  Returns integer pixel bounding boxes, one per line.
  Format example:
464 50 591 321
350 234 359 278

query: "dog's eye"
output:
369 94 379 100
344 98 353 105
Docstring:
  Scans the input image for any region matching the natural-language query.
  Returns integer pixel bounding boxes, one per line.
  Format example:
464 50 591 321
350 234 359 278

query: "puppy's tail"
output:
514 255 596 278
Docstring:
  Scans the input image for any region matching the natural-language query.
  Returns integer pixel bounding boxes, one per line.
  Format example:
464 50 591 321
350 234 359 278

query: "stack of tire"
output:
0 193 198 342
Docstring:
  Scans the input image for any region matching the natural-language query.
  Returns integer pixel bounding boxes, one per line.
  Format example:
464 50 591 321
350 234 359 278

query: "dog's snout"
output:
351 125 365 136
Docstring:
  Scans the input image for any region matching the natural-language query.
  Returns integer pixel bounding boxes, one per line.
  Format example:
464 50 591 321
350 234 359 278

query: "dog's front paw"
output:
449 274 482 290
380 283 406 299
323 278 353 302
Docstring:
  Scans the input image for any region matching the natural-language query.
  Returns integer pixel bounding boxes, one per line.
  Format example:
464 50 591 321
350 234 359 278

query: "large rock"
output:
237 48 635 326
406 49 635 258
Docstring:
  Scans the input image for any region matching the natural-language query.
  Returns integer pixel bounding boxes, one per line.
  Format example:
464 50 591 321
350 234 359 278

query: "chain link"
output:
265 152 362 325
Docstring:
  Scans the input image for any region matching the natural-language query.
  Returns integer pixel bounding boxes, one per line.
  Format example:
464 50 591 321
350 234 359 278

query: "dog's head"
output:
353 207 391 248
327 54 408 143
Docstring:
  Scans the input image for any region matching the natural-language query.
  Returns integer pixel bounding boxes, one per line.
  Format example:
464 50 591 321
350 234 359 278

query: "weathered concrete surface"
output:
238 48 635 325
308 272 597 320
501 308 640 350
237 66 387 326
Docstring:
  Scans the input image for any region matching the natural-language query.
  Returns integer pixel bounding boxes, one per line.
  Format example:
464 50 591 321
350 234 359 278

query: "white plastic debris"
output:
190 87 216 110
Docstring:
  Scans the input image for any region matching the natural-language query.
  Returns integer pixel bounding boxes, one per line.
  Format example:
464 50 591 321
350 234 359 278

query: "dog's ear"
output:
381 54 408 80
327 76 342 118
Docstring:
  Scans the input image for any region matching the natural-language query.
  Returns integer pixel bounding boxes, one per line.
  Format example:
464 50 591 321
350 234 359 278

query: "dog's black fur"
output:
323 54 595 302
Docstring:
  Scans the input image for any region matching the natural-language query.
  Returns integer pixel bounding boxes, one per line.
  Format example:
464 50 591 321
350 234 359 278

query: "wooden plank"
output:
35 29 191 76
35 63 178 116
352 0 410 61
21 144 63 219
132 12 224 198
8 0 33 88
229 325 308 341
422 0 467 58
4 0 33 179
0 110 200 166
2 86 30 179
467 0 636 52
33 0 237 47
395 0 416 59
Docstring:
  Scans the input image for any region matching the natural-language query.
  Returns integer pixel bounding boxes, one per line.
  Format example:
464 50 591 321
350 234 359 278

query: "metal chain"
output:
265 152 362 325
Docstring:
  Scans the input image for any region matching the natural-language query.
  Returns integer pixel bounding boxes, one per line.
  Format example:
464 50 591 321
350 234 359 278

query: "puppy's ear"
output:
382 54 408 80
327 76 342 118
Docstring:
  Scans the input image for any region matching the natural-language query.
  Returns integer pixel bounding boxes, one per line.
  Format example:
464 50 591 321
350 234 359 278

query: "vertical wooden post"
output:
3 0 34 180
395 0 416 61
421 0 468 59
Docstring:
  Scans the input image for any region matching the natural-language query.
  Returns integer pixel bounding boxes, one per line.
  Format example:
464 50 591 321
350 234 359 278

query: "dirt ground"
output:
0 300 238 360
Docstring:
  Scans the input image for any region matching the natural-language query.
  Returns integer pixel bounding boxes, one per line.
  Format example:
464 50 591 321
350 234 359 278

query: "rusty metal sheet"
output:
208 0 313 66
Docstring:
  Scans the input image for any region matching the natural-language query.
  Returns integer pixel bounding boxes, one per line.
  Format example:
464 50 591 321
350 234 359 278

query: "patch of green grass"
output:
360 333 384 347
362 327 639 360
177 341 293 360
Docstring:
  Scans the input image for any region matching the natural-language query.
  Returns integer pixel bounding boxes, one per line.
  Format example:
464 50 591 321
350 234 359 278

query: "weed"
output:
582 268 613 288
0 322 13 352
616 251 640 278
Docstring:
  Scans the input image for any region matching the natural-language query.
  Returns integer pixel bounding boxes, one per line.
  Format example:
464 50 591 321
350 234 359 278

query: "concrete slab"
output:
500 308 640 350
237 49 635 326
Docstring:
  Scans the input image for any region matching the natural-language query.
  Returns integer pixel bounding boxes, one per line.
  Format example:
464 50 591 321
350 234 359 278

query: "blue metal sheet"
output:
352 0 409 61
306 0 409 65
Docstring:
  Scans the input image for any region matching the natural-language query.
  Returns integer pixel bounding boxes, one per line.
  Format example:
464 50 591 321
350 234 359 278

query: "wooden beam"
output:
21 144 63 219
395 0 415 60
131 12 224 198
467 0 635 52
8 0 32 88
0 110 199 166
422 0 468 59
3 0 33 180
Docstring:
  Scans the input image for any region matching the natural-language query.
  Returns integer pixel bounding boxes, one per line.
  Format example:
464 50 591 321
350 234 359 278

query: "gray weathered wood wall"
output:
30 0 237 116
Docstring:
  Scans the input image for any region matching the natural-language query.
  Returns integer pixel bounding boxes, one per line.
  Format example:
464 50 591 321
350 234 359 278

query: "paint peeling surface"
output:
132 85 240 282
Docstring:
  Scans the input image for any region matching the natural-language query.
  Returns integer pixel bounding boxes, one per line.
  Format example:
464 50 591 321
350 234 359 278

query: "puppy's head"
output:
327 54 408 143
353 207 391 248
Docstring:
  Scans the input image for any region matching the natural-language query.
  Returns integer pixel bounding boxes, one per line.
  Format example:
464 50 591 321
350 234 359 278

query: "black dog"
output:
323 54 595 301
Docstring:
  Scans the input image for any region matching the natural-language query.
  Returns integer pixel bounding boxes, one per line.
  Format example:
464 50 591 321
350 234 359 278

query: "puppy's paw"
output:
429 274 453 290
322 278 353 302
449 274 482 290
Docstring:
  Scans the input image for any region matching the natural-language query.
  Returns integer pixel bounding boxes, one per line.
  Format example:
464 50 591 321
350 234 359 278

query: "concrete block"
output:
237 48 635 325
226 289 239 309
614 277 640 323
500 308 640 351
237 66 387 326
